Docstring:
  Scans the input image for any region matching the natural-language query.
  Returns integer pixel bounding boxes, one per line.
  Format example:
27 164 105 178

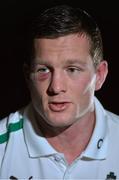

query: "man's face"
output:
28 34 107 128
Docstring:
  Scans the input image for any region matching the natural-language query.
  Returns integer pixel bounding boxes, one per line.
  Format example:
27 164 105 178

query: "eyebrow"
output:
64 59 87 66
33 58 87 67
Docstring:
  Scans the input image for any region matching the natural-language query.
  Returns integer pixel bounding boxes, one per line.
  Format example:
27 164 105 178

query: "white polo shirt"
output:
0 97 119 179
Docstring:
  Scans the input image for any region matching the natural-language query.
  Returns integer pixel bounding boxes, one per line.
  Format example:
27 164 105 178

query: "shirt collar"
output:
23 97 109 159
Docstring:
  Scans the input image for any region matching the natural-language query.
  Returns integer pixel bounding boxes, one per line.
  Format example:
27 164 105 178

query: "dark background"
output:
0 0 119 118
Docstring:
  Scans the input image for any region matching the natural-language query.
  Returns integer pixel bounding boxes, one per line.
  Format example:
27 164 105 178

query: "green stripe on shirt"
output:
0 118 23 144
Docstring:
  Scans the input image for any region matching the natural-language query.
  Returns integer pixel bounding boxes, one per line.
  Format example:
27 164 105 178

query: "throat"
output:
46 116 95 164
32 107 95 165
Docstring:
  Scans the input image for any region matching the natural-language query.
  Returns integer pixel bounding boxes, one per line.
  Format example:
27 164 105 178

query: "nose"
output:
47 70 67 95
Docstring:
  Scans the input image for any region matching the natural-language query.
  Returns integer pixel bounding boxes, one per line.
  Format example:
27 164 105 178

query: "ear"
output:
95 60 108 91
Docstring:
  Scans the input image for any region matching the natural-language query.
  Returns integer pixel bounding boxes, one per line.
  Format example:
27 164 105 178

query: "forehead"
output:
33 34 92 66
34 34 90 54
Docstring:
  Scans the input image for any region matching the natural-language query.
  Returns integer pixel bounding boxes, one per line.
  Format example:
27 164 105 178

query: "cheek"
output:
72 78 95 112
70 76 96 98
82 75 96 95
29 82 43 104
30 73 50 92
30 79 48 94
70 78 89 94
30 83 48 110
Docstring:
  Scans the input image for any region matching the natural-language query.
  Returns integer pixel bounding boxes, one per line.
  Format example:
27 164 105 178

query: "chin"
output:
44 114 75 128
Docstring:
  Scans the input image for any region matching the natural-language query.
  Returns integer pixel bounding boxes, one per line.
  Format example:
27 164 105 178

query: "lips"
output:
48 102 70 112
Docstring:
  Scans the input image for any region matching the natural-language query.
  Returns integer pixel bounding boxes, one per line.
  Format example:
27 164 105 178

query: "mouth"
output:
48 102 70 112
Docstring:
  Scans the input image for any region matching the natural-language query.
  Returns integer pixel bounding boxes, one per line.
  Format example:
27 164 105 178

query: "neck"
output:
32 109 95 165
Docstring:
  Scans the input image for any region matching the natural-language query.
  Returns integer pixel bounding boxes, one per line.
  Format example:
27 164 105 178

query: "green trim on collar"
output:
0 118 23 144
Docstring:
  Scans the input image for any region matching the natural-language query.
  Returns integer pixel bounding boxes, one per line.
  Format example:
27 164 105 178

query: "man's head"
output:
25 5 108 129
27 5 103 68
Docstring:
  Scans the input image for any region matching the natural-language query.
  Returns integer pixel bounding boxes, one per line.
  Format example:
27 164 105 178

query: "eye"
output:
37 67 50 74
67 67 81 73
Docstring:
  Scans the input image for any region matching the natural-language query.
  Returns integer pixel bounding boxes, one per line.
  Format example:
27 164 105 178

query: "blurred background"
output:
0 0 119 118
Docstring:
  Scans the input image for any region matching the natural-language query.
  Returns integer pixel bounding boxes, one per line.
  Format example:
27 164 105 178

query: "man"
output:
0 5 119 179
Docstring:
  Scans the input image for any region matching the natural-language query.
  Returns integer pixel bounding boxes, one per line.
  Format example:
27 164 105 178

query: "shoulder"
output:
95 97 119 135
0 109 24 144
95 97 119 124
0 108 26 168
105 110 119 137
106 110 119 124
